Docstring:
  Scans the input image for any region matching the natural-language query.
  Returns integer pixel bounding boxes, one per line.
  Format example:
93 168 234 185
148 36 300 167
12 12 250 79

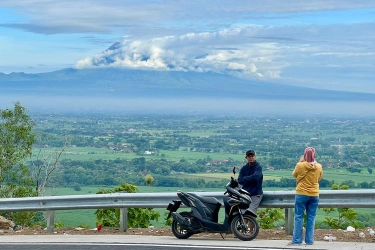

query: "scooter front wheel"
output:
171 211 193 239
231 214 259 241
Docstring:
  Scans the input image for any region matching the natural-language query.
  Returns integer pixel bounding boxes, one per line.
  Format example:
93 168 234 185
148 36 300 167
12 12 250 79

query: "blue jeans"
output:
292 194 319 245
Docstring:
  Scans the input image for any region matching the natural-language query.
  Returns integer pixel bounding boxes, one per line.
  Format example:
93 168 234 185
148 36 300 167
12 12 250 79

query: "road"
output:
0 235 373 250
0 243 285 250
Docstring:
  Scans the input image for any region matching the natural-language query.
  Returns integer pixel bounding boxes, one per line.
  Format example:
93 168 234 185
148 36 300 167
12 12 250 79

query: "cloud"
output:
1 0 375 92
74 21 375 86
74 27 272 79
2 1 375 35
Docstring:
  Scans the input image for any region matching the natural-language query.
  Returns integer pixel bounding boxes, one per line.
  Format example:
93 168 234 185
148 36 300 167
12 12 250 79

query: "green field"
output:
31 147 247 162
44 185 222 228
31 147 141 161
45 181 374 229
176 168 375 185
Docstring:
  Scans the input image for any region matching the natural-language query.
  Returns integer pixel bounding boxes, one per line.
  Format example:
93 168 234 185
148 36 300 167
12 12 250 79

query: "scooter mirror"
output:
232 167 236 175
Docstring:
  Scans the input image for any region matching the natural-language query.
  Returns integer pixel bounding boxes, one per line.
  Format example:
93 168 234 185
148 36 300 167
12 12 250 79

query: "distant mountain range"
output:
1 68 375 115
1 67 374 101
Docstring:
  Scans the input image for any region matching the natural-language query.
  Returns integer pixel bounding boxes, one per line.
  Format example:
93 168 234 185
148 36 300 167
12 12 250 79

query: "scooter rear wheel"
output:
171 211 194 239
231 214 259 241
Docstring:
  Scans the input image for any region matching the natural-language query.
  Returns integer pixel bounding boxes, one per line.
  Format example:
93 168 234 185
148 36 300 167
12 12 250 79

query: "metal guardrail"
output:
1 189 374 233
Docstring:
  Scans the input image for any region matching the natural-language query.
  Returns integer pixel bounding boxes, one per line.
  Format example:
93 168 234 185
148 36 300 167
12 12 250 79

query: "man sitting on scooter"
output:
238 150 264 216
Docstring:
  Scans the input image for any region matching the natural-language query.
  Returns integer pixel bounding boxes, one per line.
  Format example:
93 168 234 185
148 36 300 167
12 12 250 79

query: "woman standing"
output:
290 147 323 245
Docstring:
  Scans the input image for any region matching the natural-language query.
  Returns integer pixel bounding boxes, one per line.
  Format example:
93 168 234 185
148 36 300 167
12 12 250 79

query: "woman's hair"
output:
304 147 316 162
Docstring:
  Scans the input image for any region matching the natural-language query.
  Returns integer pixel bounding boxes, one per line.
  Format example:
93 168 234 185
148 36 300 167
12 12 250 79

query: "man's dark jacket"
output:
238 161 263 196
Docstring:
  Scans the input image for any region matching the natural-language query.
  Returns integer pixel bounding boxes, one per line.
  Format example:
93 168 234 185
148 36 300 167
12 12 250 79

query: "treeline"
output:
42 158 375 190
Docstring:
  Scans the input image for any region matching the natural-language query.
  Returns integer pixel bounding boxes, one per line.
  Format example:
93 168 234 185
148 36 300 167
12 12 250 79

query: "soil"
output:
2 226 375 243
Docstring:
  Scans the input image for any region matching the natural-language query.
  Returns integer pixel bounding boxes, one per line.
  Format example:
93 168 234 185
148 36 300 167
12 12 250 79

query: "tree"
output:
0 102 37 226
30 137 67 196
145 174 154 186
346 167 361 173
340 161 348 168
0 102 36 198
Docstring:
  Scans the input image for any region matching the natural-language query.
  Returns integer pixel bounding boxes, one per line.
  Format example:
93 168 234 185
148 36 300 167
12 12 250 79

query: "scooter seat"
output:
188 193 222 206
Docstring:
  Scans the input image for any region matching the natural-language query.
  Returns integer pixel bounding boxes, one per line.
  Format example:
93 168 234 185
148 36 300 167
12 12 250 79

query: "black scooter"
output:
166 167 259 241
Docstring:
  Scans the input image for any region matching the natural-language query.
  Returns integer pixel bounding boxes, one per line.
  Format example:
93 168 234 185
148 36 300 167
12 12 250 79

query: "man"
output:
238 149 264 215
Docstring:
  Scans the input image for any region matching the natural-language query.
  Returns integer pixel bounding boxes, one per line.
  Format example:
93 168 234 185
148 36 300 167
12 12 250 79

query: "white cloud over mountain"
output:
1 0 375 93
74 22 375 91
75 27 267 79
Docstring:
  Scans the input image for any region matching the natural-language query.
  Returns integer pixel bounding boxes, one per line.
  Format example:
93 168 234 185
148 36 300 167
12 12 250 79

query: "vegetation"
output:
28 113 375 190
2 103 375 228
0 102 38 226
257 208 285 229
321 184 364 229
0 102 36 198
28 112 375 228
95 183 159 228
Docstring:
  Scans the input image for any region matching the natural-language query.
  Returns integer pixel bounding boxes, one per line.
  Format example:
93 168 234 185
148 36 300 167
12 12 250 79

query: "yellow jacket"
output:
292 161 323 196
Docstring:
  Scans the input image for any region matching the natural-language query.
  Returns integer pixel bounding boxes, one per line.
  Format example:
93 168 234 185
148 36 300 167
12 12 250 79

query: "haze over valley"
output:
1 67 375 116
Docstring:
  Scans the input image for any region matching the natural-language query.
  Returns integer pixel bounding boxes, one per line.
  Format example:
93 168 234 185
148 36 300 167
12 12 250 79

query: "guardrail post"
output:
120 208 128 232
46 210 55 232
285 208 293 235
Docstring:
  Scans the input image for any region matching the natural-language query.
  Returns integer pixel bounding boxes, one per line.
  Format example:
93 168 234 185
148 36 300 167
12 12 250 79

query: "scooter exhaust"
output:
171 212 190 226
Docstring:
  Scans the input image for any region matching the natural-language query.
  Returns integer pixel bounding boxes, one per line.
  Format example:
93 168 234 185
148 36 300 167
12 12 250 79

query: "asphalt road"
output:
1 235 374 250
1 243 285 250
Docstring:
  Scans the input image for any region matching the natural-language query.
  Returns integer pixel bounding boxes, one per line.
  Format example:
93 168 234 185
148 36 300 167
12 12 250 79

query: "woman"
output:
290 147 323 245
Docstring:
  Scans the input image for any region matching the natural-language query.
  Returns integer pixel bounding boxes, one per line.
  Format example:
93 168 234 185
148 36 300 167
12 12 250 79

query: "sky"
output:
0 0 375 93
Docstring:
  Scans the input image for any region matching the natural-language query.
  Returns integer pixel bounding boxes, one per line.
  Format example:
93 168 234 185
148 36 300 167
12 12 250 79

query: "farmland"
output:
28 113 375 227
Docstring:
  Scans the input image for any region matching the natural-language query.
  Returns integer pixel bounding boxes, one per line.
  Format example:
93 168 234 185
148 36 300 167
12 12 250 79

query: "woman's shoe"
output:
287 242 301 246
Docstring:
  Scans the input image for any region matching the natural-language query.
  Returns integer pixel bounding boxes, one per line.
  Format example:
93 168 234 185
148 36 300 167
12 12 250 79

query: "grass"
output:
31 146 246 162
43 186 110 196
45 184 374 229
42 166 374 228
158 150 245 162
173 168 375 185
51 206 374 229
31 147 140 161
54 209 98 228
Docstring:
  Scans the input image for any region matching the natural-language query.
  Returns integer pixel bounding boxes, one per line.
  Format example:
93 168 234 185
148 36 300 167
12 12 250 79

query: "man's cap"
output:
246 150 256 156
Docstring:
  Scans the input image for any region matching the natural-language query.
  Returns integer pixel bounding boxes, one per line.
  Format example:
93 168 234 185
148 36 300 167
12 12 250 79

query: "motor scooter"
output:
166 167 259 241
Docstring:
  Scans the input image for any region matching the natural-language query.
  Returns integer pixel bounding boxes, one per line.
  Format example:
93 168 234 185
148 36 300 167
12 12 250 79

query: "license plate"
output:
166 200 181 219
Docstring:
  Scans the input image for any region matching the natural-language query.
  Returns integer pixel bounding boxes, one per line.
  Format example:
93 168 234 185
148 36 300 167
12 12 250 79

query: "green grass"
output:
54 209 98 228
44 165 375 228
32 147 246 162
43 186 113 196
173 169 375 185
31 147 140 161
43 185 222 197
158 150 245 162
45 185 375 229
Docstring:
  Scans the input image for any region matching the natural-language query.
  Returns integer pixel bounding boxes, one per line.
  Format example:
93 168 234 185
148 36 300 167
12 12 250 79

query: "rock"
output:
0 216 15 230
346 226 355 232
323 234 336 241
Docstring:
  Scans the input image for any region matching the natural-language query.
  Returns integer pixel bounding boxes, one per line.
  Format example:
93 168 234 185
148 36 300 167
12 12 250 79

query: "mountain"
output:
1 68 375 115
1 68 374 101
